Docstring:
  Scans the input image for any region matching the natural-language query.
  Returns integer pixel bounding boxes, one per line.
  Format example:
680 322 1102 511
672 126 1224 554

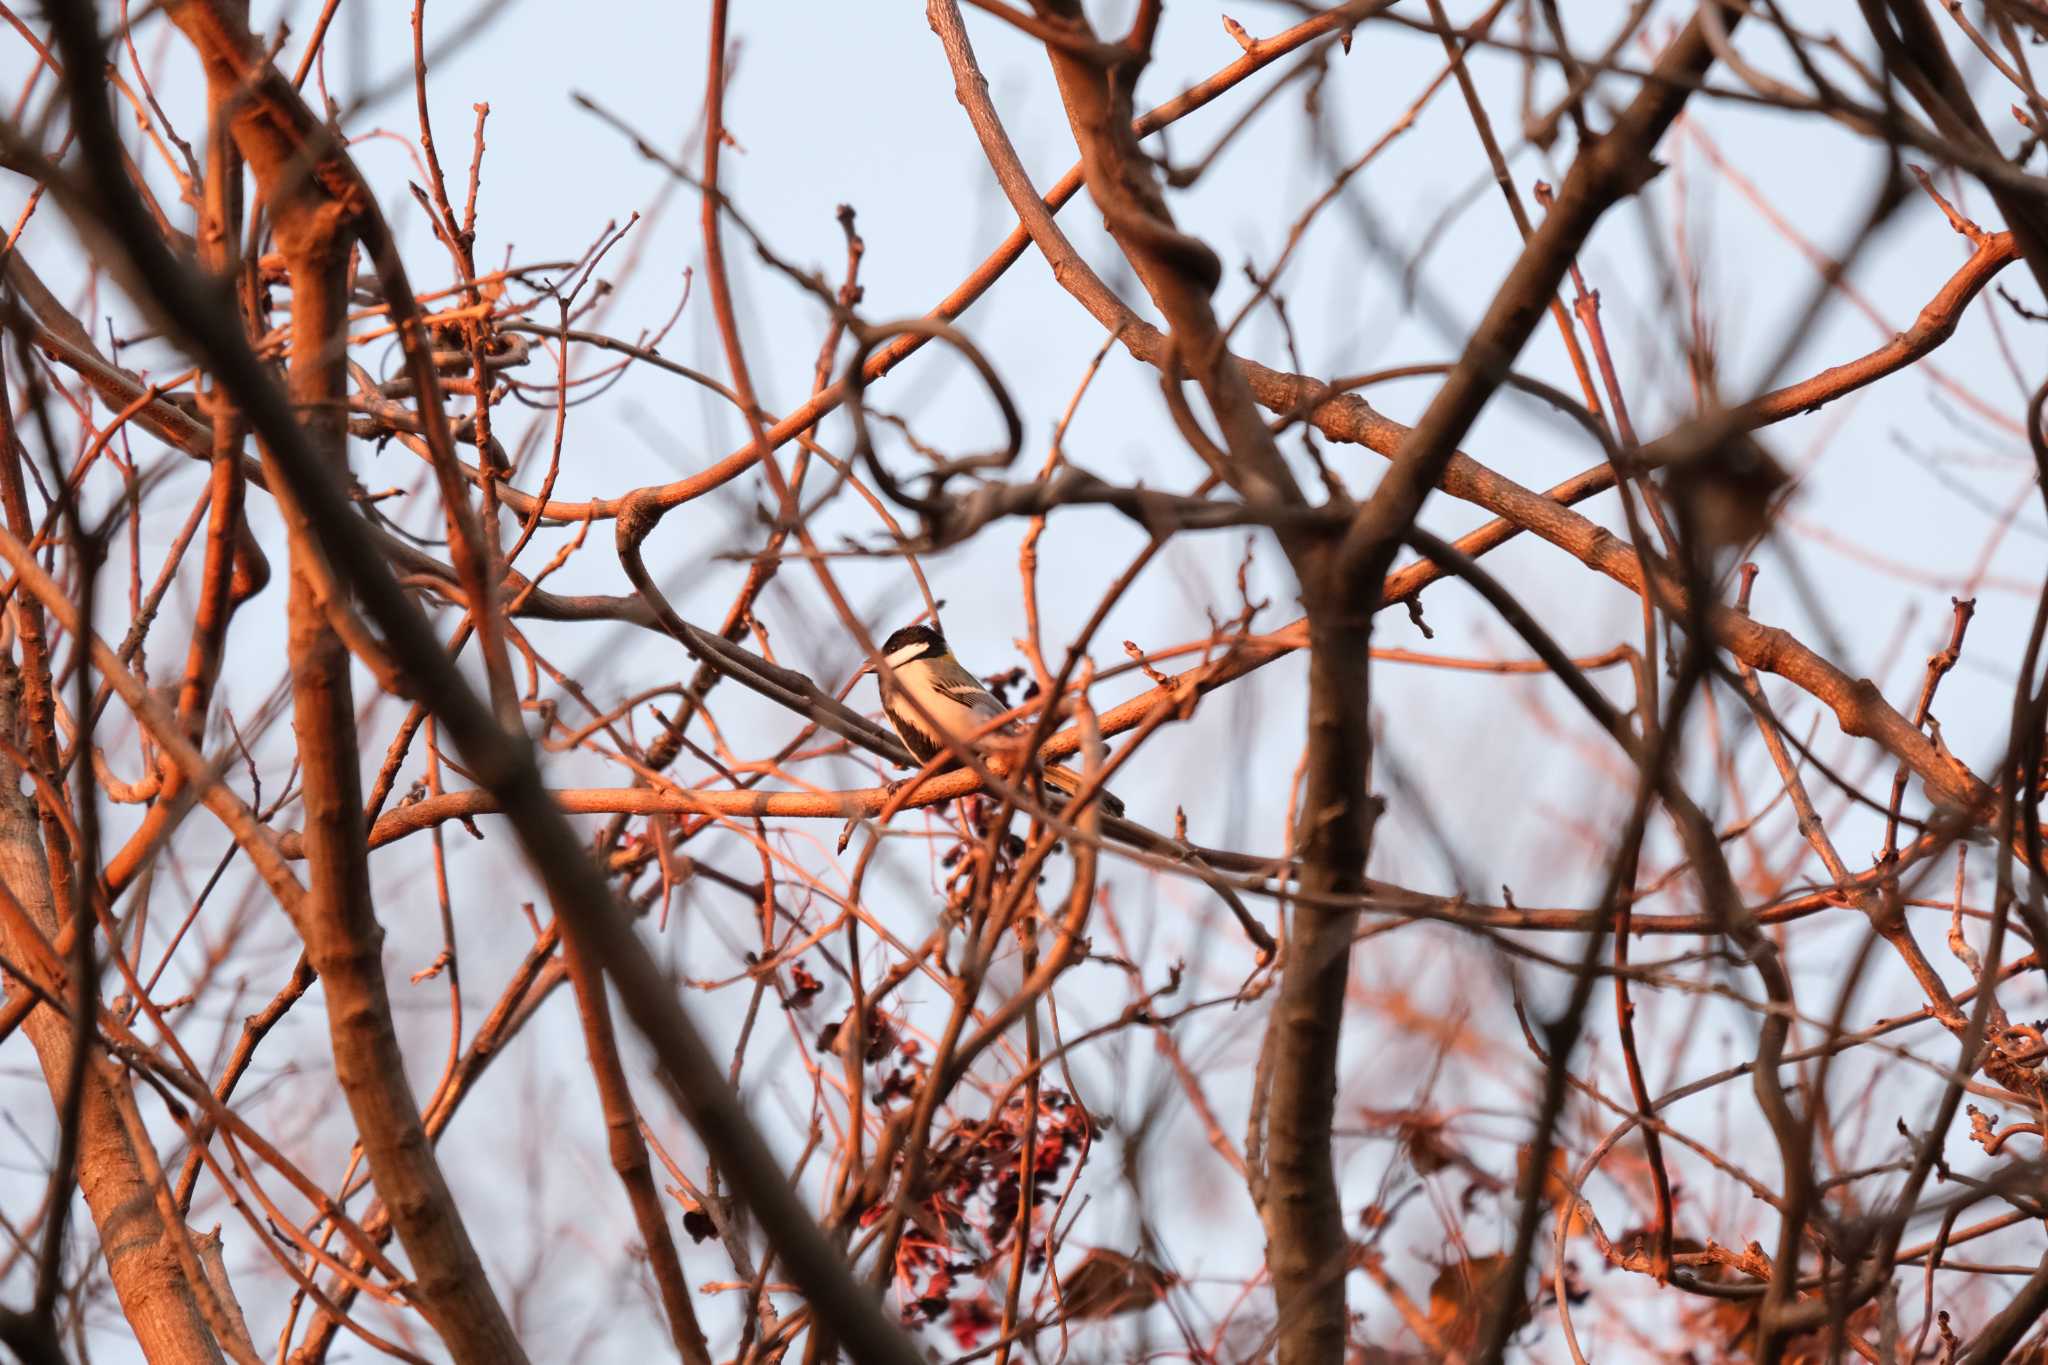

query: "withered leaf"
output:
1403 1114 1462 1178
1060 1247 1175 1320
1515 1144 1590 1239
1425 1254 1527 1351
783 961 822 1009
948 1295 1000 1351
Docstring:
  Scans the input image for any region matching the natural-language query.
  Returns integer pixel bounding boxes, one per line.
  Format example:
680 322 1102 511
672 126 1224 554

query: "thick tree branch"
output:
38 7 929 1362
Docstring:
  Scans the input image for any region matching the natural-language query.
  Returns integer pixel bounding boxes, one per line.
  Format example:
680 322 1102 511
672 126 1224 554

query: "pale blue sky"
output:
3 3 2044 1358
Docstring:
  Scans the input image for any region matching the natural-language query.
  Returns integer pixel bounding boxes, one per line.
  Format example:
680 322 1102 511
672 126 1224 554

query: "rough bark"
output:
1012 7 1370 1359
267 124 531 1365
1008 5 1736 1360
36 4 924 1360
98 5 531 1356
0 664 227 1363
561 929 714 1364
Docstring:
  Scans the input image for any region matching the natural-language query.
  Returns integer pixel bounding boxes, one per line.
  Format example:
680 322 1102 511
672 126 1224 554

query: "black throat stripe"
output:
884 702 944 763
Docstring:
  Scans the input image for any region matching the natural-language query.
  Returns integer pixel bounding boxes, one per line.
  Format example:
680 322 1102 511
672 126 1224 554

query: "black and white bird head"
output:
877 622 949 670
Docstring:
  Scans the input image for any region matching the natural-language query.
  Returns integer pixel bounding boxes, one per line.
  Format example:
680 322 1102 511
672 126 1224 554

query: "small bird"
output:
867 621 1124 818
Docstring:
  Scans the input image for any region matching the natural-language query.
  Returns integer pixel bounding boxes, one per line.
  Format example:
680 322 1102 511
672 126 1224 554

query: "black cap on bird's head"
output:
878 622 948 667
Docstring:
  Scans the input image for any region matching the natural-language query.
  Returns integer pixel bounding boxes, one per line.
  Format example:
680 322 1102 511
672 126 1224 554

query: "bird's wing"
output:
940 679 1007 719
928 663 1012 724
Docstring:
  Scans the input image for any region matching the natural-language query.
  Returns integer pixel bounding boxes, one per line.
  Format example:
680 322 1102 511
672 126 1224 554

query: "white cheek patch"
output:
886 642 927 669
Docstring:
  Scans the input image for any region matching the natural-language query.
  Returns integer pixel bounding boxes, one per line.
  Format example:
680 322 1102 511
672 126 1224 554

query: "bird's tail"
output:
1040 761 1125 819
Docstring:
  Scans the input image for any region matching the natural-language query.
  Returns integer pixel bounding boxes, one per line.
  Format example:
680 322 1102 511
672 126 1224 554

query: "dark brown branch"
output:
40 6 929 1361
560 925 713 1364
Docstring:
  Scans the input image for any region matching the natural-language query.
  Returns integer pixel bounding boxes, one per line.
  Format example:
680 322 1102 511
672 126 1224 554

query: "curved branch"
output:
41 7 930 1361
